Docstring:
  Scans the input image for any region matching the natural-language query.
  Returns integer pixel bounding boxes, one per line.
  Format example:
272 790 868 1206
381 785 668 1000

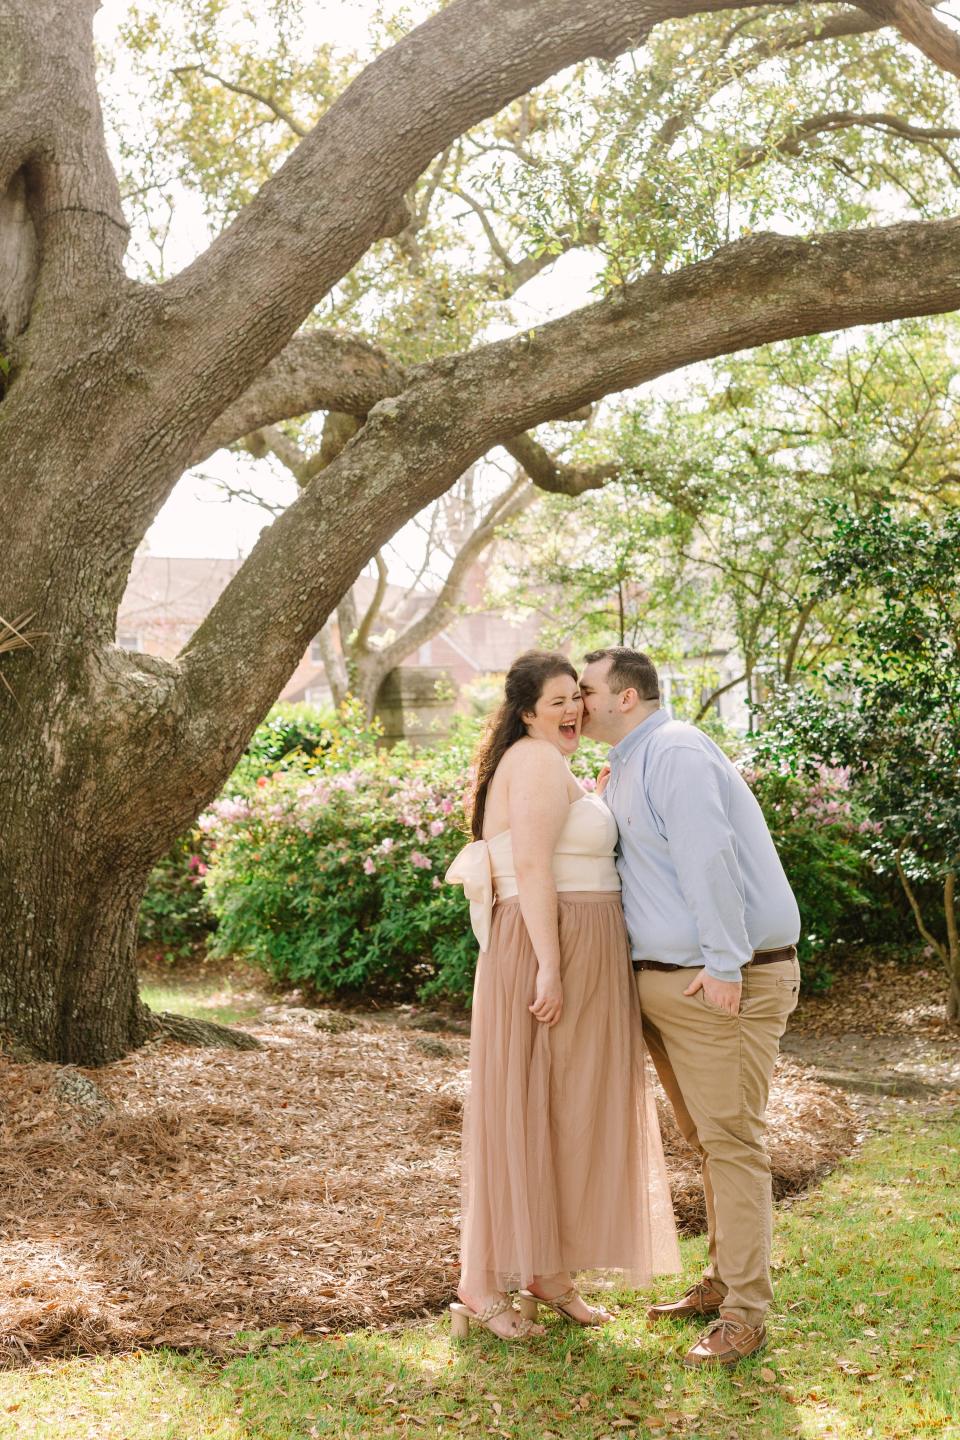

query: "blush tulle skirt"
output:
460 892 681 1296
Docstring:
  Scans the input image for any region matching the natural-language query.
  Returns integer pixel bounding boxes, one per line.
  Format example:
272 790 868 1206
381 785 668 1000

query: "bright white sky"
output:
92 0 605 577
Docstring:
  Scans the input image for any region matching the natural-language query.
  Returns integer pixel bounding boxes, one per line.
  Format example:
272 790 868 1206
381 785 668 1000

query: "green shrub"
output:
139 832 215 962
741 761 873 991
230 701 341 786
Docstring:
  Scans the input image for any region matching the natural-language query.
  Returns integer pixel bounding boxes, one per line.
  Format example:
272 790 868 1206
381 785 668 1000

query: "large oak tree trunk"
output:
0 843 154 1064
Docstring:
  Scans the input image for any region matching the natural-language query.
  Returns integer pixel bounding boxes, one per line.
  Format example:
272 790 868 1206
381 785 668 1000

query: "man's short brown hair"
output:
583 646 660 701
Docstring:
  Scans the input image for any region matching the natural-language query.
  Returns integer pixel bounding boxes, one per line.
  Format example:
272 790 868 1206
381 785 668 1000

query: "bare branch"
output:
312 618 348 708
354 553 390 654
373 476 537 677
172 65 309 138
447 184 518 273
735 109 960 171
896 837 949 963
242 424 311 481
783 596 820 683
694 671 748 723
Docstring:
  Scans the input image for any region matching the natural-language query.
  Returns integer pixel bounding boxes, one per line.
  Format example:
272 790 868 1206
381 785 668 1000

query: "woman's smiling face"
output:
522 672 583 755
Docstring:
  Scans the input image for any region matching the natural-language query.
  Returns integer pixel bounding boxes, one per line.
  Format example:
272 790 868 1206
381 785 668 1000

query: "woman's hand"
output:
596 763 611 796
529 966 563 1026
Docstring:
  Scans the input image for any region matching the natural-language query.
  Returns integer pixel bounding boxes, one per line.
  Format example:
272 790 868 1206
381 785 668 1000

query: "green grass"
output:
3 1111 958 1440
138 976 264 1027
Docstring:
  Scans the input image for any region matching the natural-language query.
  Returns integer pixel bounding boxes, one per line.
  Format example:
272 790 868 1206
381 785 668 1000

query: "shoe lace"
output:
703 1317 748 1339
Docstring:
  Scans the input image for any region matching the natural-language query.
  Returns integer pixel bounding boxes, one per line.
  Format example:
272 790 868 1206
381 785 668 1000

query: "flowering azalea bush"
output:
200 712 483 1000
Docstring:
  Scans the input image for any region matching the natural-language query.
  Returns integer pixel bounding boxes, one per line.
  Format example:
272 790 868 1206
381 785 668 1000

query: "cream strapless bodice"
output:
445 793 620 950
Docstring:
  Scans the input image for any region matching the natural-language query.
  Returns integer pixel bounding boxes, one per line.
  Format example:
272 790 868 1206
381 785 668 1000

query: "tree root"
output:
150 1010 261 1050
0 1027 43 1063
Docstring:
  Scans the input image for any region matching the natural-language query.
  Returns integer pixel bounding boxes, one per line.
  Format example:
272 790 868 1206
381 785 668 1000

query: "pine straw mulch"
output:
0 1015 855 1367
788 955 957 1040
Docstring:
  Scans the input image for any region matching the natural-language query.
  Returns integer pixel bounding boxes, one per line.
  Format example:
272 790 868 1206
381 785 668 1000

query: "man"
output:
579 646 801 1369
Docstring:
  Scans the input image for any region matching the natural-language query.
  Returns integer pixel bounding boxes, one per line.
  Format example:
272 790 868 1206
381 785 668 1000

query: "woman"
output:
446 651 679 1340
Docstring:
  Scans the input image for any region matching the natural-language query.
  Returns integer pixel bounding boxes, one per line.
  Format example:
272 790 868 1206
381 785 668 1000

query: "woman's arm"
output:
507 741 572 1026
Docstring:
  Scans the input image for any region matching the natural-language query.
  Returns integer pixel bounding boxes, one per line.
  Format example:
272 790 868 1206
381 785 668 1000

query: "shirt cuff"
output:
703 959 746 983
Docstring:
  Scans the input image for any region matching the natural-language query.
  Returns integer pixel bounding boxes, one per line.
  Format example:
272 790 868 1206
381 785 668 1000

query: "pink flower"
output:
379 837 395 854
429 819 445 837
197 812 217 833
256 775 269 787
581 776 597 792
431 876 442 889
196 862 208 876
441 797 454 815
213 797 250 823
363 856 377 875
410 850 432 870
187 854 203 872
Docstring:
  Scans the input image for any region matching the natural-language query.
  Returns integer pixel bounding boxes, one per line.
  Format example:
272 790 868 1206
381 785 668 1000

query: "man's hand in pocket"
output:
683 969 742 1015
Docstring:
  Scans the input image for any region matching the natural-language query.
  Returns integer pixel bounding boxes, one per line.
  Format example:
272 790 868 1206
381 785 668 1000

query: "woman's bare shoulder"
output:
497 738 564 782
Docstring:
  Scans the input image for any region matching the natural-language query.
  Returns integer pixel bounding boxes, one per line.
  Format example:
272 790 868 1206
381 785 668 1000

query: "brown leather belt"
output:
633 945 797 974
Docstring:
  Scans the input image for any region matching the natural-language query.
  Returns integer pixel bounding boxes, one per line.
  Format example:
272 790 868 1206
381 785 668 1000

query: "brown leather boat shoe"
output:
682 1316 767 1368
646 1279 726 1324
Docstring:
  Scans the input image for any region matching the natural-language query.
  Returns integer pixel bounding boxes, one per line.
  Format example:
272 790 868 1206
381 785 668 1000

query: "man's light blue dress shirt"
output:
604 709 801 982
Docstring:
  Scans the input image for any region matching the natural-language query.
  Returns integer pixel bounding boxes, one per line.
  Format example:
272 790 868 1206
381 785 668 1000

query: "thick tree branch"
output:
503 432 619 495
0 1 127 353
166 213 960 788
121 0 788 533
855 0 960 78
191 330 406 465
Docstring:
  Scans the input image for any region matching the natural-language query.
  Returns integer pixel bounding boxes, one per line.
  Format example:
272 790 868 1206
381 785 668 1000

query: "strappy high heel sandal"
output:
449 1295 542 1340
517 1286 615 1327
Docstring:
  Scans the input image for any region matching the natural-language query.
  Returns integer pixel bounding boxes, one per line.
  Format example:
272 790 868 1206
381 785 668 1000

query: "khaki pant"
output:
637 958 801 1327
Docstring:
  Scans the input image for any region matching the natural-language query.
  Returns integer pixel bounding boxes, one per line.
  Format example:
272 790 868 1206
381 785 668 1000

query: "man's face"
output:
579 657 623 744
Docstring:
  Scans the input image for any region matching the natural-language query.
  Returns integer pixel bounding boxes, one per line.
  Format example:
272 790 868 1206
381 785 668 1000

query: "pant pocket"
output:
740 965 800 1020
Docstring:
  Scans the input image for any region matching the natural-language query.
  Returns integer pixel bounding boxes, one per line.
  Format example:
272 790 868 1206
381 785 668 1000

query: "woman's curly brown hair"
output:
469 650 578 840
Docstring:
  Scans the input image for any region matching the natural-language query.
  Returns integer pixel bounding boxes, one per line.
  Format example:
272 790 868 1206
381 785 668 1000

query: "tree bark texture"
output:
2 0 960 1060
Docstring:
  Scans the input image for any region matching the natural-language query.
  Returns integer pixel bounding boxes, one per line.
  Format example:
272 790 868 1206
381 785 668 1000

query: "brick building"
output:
116 554 541 705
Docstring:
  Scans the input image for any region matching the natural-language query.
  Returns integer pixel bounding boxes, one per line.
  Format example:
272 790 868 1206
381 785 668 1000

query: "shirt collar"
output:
609 707 670 767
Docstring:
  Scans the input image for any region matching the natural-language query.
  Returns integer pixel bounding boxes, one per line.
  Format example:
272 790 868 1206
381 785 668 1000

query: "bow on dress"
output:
445 838 494 951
